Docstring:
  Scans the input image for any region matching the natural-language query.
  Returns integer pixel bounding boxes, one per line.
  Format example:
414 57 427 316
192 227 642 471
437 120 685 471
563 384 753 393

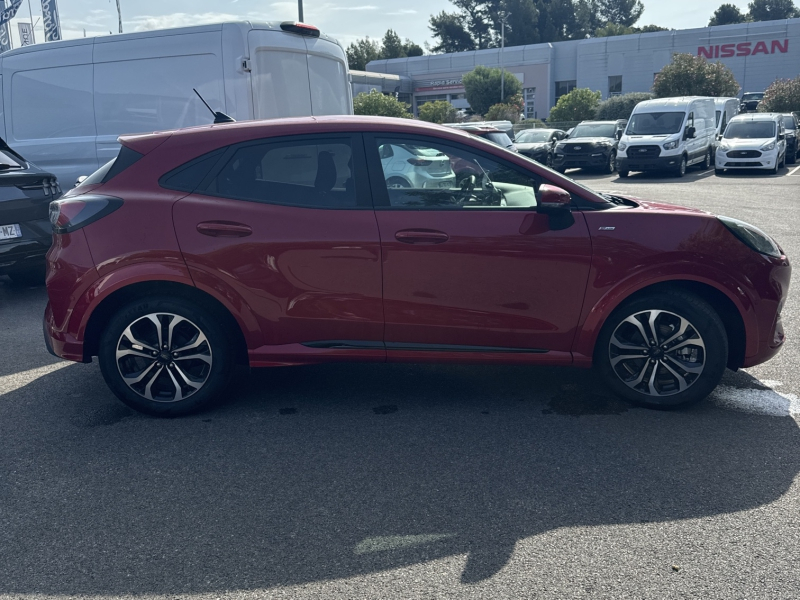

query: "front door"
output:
364 133 593 358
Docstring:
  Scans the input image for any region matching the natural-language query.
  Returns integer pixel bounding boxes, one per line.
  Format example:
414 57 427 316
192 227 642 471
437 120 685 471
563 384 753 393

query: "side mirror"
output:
716 134 723 141
778 133 785 140
538 184 571 211
615 130 623 140
74 175 88 188
685 126 696 139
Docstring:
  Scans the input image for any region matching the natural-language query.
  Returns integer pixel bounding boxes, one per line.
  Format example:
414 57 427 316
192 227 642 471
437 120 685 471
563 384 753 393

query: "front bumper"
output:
715 149 778 170
742 253 791 368
519 149 549 163
553 150 611 169
617 154 682 172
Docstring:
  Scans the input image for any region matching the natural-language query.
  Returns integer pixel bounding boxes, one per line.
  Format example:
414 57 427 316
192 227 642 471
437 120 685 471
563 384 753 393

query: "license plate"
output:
0 223 22 240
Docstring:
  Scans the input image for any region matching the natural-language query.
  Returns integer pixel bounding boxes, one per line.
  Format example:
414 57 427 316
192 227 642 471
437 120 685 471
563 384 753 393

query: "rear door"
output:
172 132 385 361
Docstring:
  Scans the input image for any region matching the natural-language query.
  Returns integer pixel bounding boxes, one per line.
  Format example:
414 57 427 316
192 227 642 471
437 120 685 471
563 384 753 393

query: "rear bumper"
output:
0 218 51 274
617 155 680 172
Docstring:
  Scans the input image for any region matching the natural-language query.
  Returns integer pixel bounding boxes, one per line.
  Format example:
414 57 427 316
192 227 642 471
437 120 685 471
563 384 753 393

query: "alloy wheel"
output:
115 313 213 402
608 309 705 397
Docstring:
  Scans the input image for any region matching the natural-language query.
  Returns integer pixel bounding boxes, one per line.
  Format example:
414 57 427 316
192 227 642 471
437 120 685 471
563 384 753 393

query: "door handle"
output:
197 221 253 238
395 229 449 244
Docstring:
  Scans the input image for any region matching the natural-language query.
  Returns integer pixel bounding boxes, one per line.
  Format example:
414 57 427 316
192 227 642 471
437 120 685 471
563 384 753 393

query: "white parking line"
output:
788 165 800 176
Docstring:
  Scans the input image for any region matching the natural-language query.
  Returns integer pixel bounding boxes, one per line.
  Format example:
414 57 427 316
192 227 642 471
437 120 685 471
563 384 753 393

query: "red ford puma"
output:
44 116 790 416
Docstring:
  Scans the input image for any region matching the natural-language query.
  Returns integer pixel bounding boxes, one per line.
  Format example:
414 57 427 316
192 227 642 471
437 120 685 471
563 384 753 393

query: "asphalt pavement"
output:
1 164 799 599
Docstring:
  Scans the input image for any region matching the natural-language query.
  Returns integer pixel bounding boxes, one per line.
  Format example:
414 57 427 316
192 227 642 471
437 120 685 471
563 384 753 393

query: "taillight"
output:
407 158 432 166
49 195 123 234
279 21 321 37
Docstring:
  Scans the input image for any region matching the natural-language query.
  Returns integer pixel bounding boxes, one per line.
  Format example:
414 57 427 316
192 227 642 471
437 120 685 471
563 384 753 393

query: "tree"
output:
709 3 747 25
747 0 799 21
595 92 653 119
486 102 521 123
381 29 406 60
418 100 459 123
653 53 740 98
548 88 602 122
353 90 412 118
597 0 644 27
462 66 522 116
758 76 800 112
595 22 637 36
346 38 381 71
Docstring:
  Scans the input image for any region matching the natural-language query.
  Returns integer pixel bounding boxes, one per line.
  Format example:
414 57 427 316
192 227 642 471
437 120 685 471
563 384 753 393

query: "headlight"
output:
760 140 776 151
663 139 679 150
718 216 782 258
618 142 627 151
719 141 731 152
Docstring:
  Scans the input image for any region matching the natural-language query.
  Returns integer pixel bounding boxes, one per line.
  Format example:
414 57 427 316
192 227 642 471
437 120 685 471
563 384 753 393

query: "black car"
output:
552 120 626 174
781 113 799 164
0 139 61 285
740 92 764 113
514 128 567 167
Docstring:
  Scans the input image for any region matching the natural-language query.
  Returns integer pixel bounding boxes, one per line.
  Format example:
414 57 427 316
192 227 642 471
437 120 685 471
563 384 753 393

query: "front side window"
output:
625 112 685 136
373 136 542 209
782 116 797 130
206 138 358 208
724 121 776 139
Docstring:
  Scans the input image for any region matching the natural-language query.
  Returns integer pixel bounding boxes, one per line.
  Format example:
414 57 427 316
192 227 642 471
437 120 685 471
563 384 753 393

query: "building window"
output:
449 93 466 101
524 87 536 119
555 80 576 101
415 94 448 110
608 75 622 96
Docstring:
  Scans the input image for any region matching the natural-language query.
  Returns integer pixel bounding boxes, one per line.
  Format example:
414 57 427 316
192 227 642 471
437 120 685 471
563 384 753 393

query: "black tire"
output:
604 151 617 174
555 167 566 174
674 156 687 178
386 177 410 189
98 296 235 416
788 149 797 165
779 152 786 169
618 170 629 178
699 148 711 170
545 153 553 168
595 290 728 409
771 160 779 175
715 168 724 176
7 265 46 286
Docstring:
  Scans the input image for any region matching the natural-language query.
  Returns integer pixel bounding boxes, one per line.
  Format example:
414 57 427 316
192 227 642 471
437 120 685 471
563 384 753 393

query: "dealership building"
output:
364 18 800 119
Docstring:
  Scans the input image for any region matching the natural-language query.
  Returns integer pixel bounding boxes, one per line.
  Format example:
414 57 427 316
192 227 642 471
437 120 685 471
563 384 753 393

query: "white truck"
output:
0 21 352 187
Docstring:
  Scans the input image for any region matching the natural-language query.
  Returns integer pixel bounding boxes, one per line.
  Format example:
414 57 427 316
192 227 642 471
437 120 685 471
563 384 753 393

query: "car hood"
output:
561 137 615 144
721 138 775 149
515 142 548 151
604 193 711 215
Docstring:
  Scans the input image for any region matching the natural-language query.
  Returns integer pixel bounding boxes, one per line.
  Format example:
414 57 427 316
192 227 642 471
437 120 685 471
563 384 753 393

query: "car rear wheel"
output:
98 297 235 416
595 290 728 409
386 177 410 189
699 149 711 170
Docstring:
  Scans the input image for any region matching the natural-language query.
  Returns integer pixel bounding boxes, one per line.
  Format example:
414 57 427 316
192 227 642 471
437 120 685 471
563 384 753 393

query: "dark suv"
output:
552 120 626 174
781 113 798 164
0 138 61 285
740 92 764 113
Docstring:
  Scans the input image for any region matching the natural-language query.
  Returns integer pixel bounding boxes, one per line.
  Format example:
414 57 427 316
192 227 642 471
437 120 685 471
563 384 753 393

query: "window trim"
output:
193 132 372 210
364 132 562 212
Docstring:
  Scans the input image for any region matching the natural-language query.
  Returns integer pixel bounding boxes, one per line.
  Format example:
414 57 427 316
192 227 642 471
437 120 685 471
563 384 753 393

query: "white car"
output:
378 142 456 189
715 113 787 175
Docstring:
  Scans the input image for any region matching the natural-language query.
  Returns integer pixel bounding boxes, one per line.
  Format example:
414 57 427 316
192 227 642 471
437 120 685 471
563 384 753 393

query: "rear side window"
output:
160 148 226 193
205 138 359 208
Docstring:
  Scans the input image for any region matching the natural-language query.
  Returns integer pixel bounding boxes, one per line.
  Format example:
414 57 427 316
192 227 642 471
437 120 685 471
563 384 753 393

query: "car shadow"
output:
1 361 798 595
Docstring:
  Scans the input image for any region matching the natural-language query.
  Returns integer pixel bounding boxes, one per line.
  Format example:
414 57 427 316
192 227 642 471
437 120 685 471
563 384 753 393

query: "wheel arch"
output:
587 280 746 370
83 280 250 366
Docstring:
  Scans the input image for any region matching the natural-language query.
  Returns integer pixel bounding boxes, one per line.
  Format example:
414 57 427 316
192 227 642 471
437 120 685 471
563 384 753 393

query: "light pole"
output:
499 11 511 103
298 0 304 22
116 0 123 33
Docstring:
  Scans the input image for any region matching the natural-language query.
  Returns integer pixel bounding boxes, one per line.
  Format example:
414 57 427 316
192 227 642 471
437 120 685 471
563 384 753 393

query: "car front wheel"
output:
674 156 687 178
98 297 235 416
595 290 728 409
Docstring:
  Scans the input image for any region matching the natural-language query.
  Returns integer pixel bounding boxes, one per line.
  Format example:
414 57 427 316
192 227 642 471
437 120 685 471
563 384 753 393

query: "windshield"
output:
626 112 685 135
515 130 552 143
484 132 513 147
782 116 797 130
724 121 776 139
742 93 764 101
570 123 616 139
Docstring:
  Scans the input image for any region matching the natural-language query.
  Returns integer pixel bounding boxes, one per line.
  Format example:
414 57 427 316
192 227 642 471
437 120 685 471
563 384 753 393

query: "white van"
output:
0 21 352 187
617 97 716 177
713 97 740 159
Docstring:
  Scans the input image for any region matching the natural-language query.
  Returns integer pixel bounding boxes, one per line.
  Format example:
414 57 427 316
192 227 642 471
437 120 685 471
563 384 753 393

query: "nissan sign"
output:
698 39 788 58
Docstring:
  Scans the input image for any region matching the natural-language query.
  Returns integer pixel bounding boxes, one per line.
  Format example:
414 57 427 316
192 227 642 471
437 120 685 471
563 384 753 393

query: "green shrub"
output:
353 90 411 118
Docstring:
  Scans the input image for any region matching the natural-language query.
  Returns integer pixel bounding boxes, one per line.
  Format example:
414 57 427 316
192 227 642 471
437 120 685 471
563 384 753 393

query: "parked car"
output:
713 97 740 160
715 113 787 175
617 97 715 178
446 124 517 152
740 92 765 113
514 128 568 167
781 113 799 164
379 142 456 189
0 137 61 285
44 116 790 416
552 120 625 174
0 21 352 189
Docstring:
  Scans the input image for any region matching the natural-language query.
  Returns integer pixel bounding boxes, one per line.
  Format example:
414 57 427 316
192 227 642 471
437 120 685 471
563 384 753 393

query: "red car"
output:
44 116 790 416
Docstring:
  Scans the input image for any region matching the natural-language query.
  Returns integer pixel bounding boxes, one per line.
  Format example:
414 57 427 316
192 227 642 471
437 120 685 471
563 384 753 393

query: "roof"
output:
729 113 783 121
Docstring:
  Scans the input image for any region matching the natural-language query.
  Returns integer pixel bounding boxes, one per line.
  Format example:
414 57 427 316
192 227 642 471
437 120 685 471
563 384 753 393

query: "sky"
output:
4 0 756 50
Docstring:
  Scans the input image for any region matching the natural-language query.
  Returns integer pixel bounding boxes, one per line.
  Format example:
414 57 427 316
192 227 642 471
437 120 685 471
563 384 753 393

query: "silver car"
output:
379 143 456 189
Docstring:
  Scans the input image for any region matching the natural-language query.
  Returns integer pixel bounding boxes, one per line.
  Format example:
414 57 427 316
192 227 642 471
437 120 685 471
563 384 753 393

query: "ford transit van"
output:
713 97 740 159
617 97 716 178
0 21 352 187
